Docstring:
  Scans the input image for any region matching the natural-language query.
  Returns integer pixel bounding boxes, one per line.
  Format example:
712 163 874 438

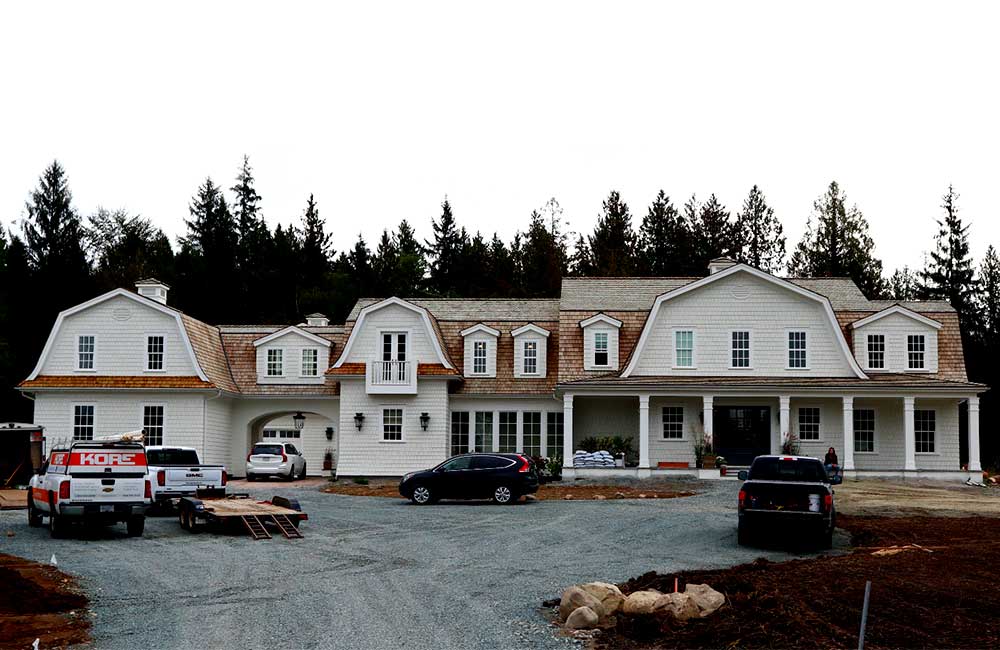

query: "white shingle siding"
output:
337 378 450 476
853 313 939 373
343 303 438 364
463 332 497 377
851 398 958 471
582 323 619 371
202 396 232 467
647 396 702 466
40 295 196 376
512 332 547 378
256 330 328 384
793 398 843 461
632 273 855 376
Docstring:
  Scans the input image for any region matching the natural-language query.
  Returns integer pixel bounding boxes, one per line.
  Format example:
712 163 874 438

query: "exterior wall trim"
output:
252 325 332 348
511 323 551 338
459 323 501 338
578 313 623 329
851 305 943 330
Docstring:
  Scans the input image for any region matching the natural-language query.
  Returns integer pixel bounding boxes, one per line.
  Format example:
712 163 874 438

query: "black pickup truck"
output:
737 455 841 548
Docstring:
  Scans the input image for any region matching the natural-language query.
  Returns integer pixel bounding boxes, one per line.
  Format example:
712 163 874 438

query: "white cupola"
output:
135 278 170 305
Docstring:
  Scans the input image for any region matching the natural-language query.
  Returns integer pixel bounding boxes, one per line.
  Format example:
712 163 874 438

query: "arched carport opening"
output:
243 409 339 477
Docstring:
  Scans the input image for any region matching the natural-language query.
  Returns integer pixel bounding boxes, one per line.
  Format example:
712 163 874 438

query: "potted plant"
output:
323 449 334 471
702 438 717 470
781 432 801 456
715 455 728 476
609 436 633 468
545 457 563 481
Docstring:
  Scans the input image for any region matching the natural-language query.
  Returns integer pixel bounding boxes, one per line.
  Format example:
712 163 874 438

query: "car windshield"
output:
146 449 199 465
749 458 828 482
253 445 283 456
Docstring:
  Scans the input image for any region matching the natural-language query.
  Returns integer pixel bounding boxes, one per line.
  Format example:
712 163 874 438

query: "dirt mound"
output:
0 553 91 648
598 516 1000 649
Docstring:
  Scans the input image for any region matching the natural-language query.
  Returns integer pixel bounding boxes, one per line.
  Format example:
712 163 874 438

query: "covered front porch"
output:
558 386 983 481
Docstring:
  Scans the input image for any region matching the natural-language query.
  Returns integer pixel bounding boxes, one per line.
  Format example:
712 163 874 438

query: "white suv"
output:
246 442 307 481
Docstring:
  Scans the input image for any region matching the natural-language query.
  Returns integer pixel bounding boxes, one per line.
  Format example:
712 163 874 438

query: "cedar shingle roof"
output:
180 315 240 393
347 298 560 321
220 331 340 396
19 375 214 389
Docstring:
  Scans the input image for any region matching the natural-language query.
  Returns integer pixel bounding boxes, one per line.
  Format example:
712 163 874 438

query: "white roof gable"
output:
850 305 942 330
511 323 550 338
333 296 453 369
621 264 867 378
579 313 623 329
253 325 332 347
459 323 501 337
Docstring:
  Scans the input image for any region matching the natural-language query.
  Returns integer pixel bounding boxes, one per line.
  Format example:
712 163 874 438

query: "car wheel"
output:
126 515 145 537
410 485 433 505
299 462 307 479
49 513 65 539
247 474 256 482
27 499 42 528
179 509 189 531
492 485 514 505
286 465 297 481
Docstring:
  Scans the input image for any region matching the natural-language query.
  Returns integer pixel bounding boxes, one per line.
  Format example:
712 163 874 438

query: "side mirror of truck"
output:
737 470 748 481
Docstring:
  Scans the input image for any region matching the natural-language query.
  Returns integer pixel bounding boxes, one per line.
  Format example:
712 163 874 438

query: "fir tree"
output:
734 185 785 273
979 246 1000 346
586 190 637 276
230 156 270 306
486 233 517 296
372 229 398 296
788 181 886 298
693 194 737 271
567 234 592 277
177 177 240 321
919 186 978 329
888 266 919 301
86 208 174 291
393 219 426 296
300 194 332 281
637 190 694 275
520 210 564 297
427 198 464 295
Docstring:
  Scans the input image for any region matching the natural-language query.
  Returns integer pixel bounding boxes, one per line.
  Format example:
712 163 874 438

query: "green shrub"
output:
352 476 370 485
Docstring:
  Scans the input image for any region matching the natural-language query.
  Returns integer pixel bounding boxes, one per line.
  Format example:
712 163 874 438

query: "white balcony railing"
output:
369 360 412 387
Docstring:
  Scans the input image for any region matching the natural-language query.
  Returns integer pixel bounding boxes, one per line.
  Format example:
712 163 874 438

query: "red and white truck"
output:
28 437 152 538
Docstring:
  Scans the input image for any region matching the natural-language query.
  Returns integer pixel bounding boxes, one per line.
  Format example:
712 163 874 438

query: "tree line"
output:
1 159 997 467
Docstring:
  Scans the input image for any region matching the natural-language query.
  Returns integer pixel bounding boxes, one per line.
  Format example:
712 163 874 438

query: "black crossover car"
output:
399 453 540 504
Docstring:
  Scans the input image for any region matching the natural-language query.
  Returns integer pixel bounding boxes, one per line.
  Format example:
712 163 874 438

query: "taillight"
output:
157 469 166 486
517 455 531 473
738 489 746 510
282 451 288 463
823 494 833 512
144 480 152 499
59 480 71 499
222 471 228 486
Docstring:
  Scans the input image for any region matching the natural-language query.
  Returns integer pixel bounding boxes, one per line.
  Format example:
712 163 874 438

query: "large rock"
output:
684 583 725 617
564 606 600 630
653 592 700 621
621 590 663 615
559 586 604 621
580 582 626 616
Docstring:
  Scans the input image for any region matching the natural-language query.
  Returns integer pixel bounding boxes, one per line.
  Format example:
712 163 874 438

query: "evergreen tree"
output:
347 234 375 297
979 246 1000 346
638 190 694 275
734 185 785 273
520 210 564 297
268 223 304 321
0 232 34 421
888 266 919 301
919 186 978 330
693 194 738 271
393 219 426 296
567 234 591 277
230 156 271 310
86 208 175 291
427 198 464 295
486 233 517 296
372 229 398 296
788 181 886 298
585 190 637 276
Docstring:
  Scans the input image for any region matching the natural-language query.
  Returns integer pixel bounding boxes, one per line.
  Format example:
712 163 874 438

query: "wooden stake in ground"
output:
858 580 872 650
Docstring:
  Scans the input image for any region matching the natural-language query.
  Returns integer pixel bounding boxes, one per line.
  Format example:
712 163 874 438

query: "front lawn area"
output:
323 477 698 501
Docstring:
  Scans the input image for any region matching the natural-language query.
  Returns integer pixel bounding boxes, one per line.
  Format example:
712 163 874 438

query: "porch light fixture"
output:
354 412 365 430
293 412 306 431
419 412 430 431
325 426 334 441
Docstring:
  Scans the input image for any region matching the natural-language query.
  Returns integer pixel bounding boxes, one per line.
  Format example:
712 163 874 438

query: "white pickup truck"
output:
28 438 151 537
146 446 227 505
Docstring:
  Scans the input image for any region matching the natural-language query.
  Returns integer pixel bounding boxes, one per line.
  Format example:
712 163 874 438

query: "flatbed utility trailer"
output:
177 494 307 539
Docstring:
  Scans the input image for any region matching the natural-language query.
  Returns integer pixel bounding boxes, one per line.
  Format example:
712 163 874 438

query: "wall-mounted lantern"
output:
325 426 334 441
293 412 306 431
354 412 365 430
420 412 430 431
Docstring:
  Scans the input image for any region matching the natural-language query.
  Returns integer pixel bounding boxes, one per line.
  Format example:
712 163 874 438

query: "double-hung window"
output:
77 335 95 370
450 411 470 455
546 412 564 459
915 409 935 453
675 330 694 368
73 405 95 440
853 408 875 453
382 408 403 441
593 332 609 367
662 407 684 439
523 412 541 457
147 336 164 371
523 341 538 375
475 412 494 452
907 335 926 370
798 407 821 441
867 335 885 369
498 412 517 452
143 405 164 446
472 340 488 375
731 331 751 368
301 349 318 377
788 331 808 369
267 349 283 377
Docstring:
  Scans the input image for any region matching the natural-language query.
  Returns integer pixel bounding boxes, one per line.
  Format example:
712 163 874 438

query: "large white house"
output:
19 259 987 480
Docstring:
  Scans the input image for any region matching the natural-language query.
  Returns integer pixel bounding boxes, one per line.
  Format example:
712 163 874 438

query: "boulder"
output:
559 586 604 621
564 606 600 630
580 582 626 616
653 592 700 621
622 590 662 615
684 583 725 617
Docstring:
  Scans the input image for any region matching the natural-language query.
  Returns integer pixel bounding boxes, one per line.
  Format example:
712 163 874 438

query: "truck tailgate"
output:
71 477 145 502
163 466 224 487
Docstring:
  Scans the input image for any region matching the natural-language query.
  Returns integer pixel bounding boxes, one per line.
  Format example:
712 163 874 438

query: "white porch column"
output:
492 410 500 453
778 395 791 452
562 395 574 468
968 396 982 472
638 394 650 469
903 396 917 471
702 396 714 447
516 411 524 454
842 396 855 470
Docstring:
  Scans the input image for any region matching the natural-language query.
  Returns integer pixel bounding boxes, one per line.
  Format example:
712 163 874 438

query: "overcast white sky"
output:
2 1 998 274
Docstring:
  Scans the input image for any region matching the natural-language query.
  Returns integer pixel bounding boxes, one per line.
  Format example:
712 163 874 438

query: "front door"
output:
713 406 771 466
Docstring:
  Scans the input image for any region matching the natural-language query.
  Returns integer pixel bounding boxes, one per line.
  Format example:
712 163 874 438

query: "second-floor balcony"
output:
367 360 416 394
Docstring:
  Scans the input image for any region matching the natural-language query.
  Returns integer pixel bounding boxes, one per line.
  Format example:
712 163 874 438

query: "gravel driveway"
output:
0 480 838 649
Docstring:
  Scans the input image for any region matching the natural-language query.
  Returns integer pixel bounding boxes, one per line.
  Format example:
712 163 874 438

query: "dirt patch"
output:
836 479 1000 517
323 479 696 501
592 515 1000 650
0 553 91 648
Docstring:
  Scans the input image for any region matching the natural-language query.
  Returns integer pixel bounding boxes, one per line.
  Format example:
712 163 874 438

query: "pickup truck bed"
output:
146 446 226 503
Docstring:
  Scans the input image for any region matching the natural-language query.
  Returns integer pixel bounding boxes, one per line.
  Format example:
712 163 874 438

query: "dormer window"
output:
77 335 95 370
511 324 550 378
267 349 283 377
473 341 487 375
594 332 609 367
579 313 622 371
867 334 885 370
523 341 538 375
301 348 318 377
460 324 499 378
147 335 164 371
907 335 926 370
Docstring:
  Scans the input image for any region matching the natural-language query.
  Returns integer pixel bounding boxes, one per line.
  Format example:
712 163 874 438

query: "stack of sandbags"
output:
573 450 616 468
